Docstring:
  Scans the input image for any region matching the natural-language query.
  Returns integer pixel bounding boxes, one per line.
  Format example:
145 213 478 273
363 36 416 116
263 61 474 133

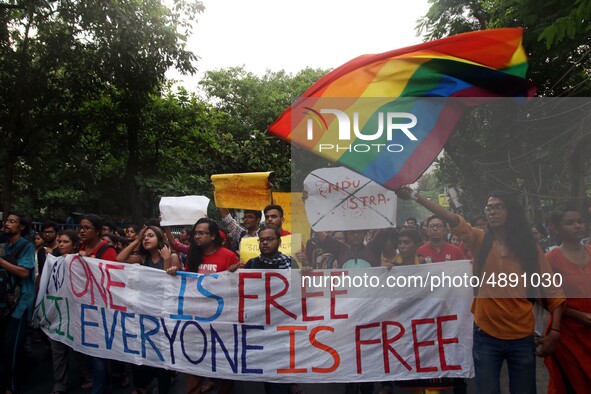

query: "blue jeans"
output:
473 325 536 394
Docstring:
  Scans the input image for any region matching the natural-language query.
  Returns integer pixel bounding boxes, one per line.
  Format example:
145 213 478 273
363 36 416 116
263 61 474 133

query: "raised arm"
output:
163 226 189 254
395 185 459 227
219 208 245 242
163 226 176 247
117 227 144 264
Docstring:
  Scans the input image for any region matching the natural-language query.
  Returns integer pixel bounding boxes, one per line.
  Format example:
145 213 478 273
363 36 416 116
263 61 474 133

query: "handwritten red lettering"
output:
310 326 340 373
437 315 461 371
382 321 411 373
412 318 437 373
277 326 307 373
265 272 296 325
355 322 381 374
238 272 262 323
301 272 324 322
105 264 127 312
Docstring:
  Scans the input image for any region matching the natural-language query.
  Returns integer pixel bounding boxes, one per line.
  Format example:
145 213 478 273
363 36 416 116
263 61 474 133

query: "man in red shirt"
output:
166 218 237 394
417 215 467 394
263 204 291 236
418 215 465 263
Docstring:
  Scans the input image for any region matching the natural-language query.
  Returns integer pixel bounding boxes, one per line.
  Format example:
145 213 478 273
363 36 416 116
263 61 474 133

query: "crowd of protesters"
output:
0 187 590 394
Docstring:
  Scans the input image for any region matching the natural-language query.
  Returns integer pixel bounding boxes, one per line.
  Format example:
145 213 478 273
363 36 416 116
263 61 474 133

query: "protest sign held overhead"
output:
272 192 311 245
304 167 397 231
212 172 272 210
159 196 210 226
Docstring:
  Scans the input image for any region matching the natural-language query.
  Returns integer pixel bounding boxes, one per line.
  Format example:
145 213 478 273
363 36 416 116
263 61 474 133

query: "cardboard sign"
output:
239 234 303 267
159 196 209 226
212 172 272 210
272 192 311 246
304 167 397 231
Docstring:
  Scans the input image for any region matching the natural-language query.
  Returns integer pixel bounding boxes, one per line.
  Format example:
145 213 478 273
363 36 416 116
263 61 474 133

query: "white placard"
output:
304 167 397 231
159 195 209 226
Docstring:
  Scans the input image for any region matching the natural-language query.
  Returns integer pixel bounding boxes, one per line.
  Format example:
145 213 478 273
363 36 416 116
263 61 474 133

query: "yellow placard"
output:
438 193 450 208
271 192 310 246
239 234 303 267
211 172 272 210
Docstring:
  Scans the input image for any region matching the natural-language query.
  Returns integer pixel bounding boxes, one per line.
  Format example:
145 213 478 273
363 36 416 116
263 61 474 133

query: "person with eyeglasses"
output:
166 217 237 394
77 214 117 394
416 217 467 394
418 215 465 264
396 186 565 394
228 226 297 394
0 211 35 394
231 226 295 271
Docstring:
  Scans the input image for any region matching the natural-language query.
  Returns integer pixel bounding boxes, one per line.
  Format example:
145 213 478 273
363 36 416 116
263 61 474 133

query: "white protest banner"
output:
35 255 474 383
304 167 397 231
159 195 210 226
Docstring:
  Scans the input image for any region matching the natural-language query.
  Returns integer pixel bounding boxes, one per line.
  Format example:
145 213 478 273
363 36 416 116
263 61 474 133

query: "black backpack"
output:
0 241 28 317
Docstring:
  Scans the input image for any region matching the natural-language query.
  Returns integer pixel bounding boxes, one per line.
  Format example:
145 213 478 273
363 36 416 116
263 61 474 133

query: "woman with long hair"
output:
544 208 591 392
117 225 179 270
33 232 44 278
116 226 179 394
396 187 565 393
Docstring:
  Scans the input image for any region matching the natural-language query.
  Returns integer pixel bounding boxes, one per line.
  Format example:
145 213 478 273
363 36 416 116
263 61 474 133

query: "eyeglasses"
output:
258 237 277 244
43 230 56 234
194 231 210 236
428 224 444 229
484 203 505 213
79 225 95 232
4 219 18 224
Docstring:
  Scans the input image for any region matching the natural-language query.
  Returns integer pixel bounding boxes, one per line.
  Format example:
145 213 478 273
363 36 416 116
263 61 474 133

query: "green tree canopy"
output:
416 0 591 220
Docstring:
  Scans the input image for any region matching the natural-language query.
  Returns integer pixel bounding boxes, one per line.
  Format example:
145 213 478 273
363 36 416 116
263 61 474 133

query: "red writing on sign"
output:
69 256 127 312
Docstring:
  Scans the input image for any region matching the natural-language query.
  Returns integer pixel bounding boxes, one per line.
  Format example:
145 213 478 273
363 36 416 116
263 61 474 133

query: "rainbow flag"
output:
268 28 536 189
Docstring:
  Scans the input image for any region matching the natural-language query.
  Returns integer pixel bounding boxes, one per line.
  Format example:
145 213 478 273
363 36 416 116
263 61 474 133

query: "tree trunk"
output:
2 155 15 215
124 112 143 224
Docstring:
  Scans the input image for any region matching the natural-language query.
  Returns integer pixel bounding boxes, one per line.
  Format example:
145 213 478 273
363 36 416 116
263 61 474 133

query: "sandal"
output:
80 381 93 390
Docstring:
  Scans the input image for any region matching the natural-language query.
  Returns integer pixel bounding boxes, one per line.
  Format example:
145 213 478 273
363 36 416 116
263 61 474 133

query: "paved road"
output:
22 338 548 394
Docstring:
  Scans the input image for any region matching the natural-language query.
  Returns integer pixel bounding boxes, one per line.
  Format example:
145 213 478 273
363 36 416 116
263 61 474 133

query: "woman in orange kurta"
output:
545 208 591 393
